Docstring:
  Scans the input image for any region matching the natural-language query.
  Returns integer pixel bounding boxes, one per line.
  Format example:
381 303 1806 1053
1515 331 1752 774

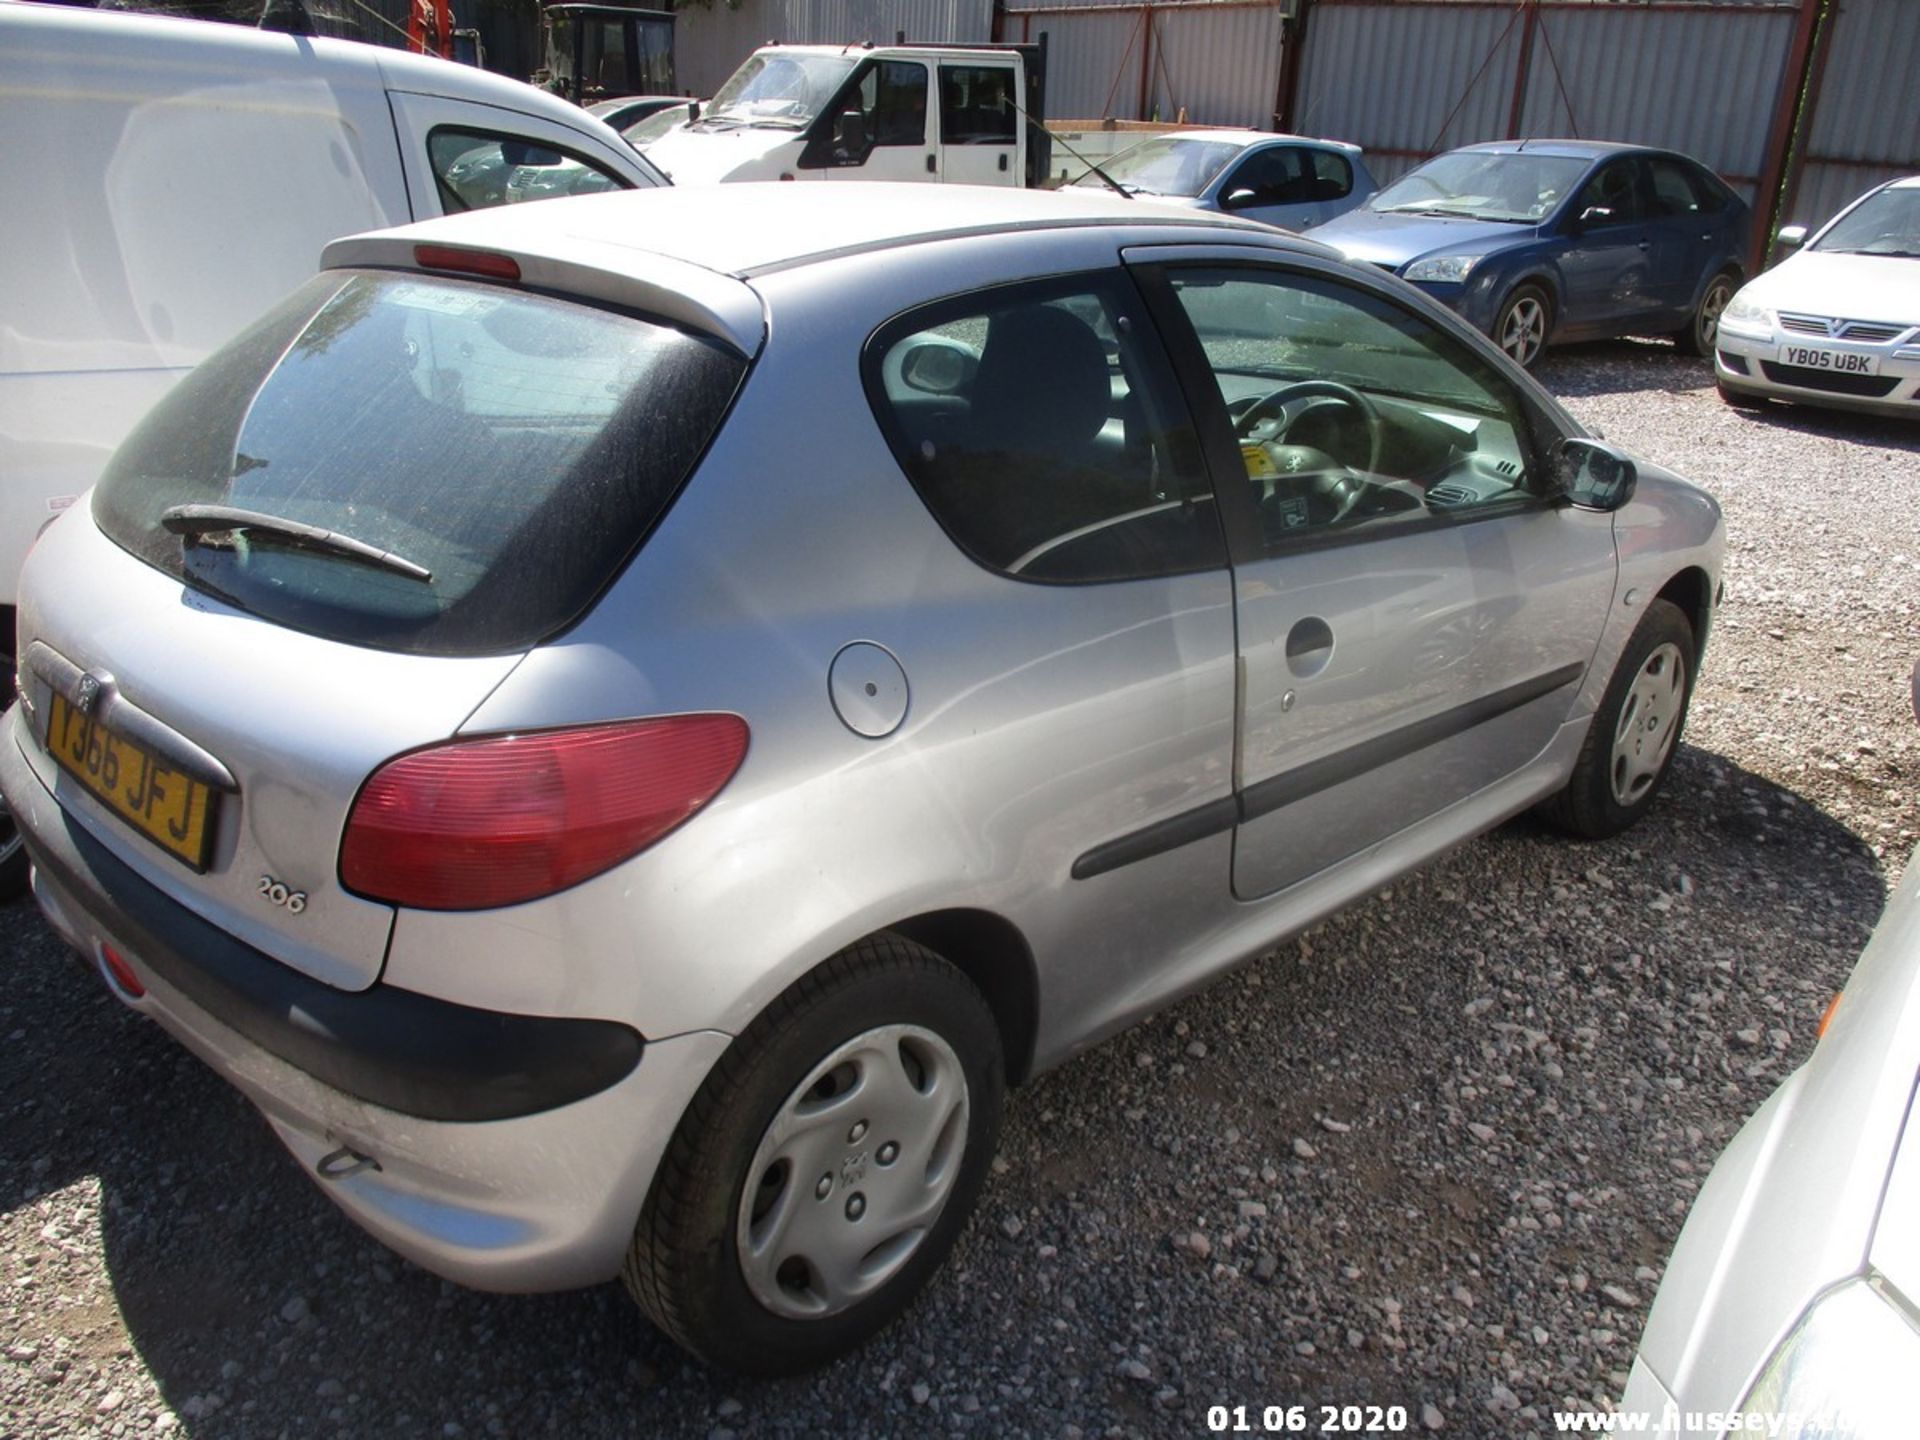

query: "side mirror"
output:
900 341 976 395
832 108 871 164
1556 437 1638 512
1576 205 1613 230
501 140 562 169
1776 223 1809 251
1221 187 1258 211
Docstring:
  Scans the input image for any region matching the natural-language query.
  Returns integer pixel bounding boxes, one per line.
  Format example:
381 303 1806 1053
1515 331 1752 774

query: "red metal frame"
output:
1753 0 1828 270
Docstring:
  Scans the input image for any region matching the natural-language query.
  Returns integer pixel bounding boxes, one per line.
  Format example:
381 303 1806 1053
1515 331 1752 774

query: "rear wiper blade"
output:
159 504 432 583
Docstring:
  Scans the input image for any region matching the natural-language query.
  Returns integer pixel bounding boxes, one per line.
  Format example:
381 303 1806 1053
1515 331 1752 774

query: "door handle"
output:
998 153 1008 172
1637 240 1651 251
926 153 936 174
1285 617 1334 679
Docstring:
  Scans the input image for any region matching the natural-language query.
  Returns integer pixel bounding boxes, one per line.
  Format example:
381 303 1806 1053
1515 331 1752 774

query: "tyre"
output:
1492 284 1552 369
1716 378 1770 412
1677 269 1738 357
624 934 1004 1374
1543 598 1695 840
0 644 25 902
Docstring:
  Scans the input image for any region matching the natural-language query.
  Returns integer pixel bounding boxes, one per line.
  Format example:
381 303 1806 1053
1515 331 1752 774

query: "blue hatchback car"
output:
1313 140 1751 368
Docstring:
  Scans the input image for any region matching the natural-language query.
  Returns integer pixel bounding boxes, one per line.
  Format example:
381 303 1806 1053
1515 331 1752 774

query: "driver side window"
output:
1222 147 1311 208
1574 159 1643 228
857 60 928 147
1165 268 1550 552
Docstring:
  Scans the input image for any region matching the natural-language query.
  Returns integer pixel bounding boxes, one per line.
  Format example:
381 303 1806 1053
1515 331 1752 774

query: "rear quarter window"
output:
93 271 746 656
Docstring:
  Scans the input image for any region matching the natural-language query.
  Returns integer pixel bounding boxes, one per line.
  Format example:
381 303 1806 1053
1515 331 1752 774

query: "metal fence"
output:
1783 0 1920 232
673 0 994 96
999 0 1288 127
1286 0 1805 200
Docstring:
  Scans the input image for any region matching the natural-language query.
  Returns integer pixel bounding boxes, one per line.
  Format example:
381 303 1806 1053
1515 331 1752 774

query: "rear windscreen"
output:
93 271 747 657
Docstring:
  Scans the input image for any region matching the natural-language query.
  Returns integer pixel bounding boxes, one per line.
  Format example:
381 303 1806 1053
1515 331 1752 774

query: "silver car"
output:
1069 129 1377 232
0 183 1724 1374
1716 174 1920 418
1620 667 1920 1438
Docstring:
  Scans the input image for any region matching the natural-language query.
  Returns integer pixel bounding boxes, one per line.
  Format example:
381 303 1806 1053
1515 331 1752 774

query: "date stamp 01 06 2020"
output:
1205 1404 1413 1435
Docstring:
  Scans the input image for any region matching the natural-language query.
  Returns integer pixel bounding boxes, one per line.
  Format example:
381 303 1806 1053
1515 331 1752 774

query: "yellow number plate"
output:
46 691 216 871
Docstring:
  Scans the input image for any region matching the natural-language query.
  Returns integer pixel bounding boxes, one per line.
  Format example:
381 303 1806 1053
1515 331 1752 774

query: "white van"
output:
0 1 666 629
647 43 1051 188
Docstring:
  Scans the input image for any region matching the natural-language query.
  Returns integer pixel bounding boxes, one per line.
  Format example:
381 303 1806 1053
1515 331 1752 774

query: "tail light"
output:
340 715 748 911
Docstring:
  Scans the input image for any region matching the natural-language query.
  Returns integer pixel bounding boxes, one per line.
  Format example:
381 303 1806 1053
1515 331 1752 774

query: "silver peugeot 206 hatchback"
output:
0 184 1723 1374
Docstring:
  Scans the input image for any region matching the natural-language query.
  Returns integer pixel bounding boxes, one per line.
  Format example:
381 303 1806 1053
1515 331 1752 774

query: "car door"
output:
820 59 936 181
861 268 1240 1036
1556 157 1657 333
1213 144 1324 230
386 92 650 217
938 62 1020 186
1640 155 1718 317
1127 248 1618 899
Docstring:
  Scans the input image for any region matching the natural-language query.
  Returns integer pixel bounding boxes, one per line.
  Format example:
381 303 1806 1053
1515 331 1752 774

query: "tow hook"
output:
316 1145 381 1181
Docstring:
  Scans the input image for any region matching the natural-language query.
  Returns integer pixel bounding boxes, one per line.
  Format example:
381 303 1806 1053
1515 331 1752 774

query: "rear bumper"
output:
2 705 730 1289
3 703 644 1122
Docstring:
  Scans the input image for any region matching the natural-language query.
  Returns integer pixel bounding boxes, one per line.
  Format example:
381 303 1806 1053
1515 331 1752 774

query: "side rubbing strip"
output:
1070 797 1240 881
1070 661 1586 880
1238 661 1587 824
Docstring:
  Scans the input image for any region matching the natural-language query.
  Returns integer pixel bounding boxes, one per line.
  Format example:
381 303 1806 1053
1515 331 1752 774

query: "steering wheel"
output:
1233 379 1386 485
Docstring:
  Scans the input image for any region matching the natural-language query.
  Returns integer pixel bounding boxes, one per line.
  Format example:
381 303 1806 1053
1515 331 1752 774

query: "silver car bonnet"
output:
1636 847 1920 1408
12 506 523 991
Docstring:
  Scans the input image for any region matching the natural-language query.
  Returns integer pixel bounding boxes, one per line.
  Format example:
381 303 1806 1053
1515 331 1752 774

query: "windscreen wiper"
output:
159 504 432 584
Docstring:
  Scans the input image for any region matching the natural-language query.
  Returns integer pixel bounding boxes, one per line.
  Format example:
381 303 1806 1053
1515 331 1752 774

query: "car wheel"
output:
1542 598 1695 840
1493 284 1552 369
623 934 1004 1374
0 646 25 901
1716 379 1770 412
1677 270 1738 357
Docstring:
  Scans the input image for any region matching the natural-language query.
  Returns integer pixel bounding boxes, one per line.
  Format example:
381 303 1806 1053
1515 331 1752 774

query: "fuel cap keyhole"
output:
829 642 910 738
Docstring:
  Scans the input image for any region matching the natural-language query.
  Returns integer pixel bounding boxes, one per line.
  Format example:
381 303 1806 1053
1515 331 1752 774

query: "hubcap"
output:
1499 296 1546 367
736 1024 969 1320
1609 642 1687 808
1698 281 1732 350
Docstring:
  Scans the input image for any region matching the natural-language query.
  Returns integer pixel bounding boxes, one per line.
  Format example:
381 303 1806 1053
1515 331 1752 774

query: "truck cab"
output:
647 42 1049 187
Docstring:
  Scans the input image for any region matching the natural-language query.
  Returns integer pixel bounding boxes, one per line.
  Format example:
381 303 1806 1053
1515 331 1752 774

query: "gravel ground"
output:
2 341 1916 1440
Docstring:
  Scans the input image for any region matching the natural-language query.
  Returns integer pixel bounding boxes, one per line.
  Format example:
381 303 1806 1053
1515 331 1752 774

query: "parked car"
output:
1715 175 1920 417
1066 129 1376 232
0 0 667 883
0 183 1724 1372
586 94 690 132
619 100 700 153
1621 663 1920 1437
1314 140 1751 369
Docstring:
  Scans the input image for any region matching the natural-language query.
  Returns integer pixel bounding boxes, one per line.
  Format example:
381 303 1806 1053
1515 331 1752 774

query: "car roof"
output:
324 184 1329 357
1886 175 1920 191
1148 129 1360 153
1454 138 1650 161
4 0 636 145
332 181 1319 279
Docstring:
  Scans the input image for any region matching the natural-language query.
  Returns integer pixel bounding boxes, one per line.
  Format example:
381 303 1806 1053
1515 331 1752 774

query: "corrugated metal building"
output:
1784 0 1920 230
673 0 994 98
1000 0 1288 128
